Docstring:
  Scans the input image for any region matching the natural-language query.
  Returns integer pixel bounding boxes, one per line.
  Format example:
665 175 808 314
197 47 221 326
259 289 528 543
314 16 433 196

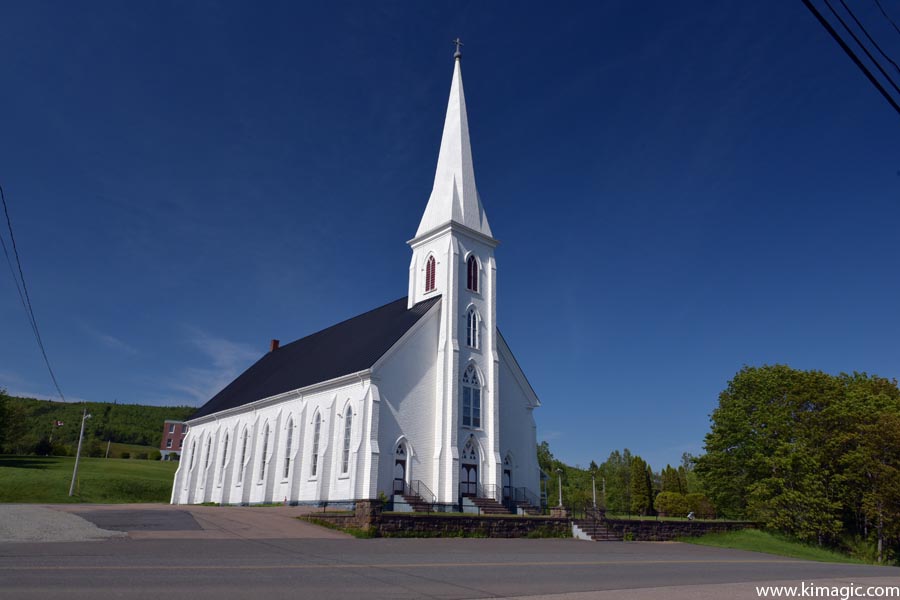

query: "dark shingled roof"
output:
189 295 441 420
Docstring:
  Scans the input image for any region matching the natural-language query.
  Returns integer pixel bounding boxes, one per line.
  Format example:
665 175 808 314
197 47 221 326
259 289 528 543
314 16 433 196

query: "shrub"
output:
135 452 148 460
34 437 53 456
149 450 161 461
654 491 690 517
686 493 716 519
121 452 130 459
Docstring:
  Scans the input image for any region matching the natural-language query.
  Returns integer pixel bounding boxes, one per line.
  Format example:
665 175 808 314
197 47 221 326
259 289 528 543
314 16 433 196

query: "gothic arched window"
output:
311 412 322 477
283 418 293 479
341 407 353 474
259 424 269 482
466 255 478 292
238 428 248 484
461 364 482 428
425 255 436 292
466 308 479 349
218 433 229 485
189 439 196 470
204 437 212 469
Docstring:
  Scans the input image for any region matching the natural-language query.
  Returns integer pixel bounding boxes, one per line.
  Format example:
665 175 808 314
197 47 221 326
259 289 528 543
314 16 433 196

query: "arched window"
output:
311 412 322 477
189 439 196 470
283 418 293 479
341 407 353 474
425 255 436 292
204 437 212 469
259 424 269 482
219 433 229 485
238 428 248 484
467 255 478 292
466 308 479 349
461 364 482 428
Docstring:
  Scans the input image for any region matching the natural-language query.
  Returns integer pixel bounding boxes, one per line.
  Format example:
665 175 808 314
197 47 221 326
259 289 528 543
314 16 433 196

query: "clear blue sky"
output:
1 1 898 470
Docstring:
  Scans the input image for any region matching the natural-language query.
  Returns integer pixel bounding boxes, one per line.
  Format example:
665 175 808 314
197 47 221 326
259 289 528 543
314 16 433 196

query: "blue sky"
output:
1 1 898 470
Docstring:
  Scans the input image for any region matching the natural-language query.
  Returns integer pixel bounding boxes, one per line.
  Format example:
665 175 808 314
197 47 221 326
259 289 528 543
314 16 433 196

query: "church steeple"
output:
414 50 493 240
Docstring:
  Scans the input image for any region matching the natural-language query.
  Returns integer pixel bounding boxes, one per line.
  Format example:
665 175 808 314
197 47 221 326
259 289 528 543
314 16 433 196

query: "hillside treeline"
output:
0 391 194 455
696 365 900 563
537 443 712 518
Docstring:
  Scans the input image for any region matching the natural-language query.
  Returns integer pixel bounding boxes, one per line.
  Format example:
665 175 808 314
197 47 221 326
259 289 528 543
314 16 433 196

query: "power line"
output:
873 0 900 40
823 0 900 97
801 0 900 117
840 0 900 76
0 184 66 401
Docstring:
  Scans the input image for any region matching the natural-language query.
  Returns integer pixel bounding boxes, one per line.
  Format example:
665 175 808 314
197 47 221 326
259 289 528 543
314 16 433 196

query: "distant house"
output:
160 420 188 460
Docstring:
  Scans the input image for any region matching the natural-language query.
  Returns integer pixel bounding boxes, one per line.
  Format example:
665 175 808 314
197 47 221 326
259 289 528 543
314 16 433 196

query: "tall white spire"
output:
414 53 493 239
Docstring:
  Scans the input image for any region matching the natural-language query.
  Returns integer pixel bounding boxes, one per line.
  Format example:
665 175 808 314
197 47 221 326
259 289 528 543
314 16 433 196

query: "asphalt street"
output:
2 536 898 600
1 505 897 600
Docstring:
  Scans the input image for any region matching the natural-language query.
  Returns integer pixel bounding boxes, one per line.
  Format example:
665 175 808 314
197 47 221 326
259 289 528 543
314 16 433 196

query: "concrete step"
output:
401 494 432 513
470 497 514 515
573 519 622 542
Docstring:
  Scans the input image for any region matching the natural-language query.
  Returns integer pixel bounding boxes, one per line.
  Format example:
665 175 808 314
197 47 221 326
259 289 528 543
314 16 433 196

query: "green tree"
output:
0 389 7 449
696 365 900 551
537 440 554 475
3 400 30 454
630 457 653 515
599 449 633 513
661 465 686 494
841 414 900 562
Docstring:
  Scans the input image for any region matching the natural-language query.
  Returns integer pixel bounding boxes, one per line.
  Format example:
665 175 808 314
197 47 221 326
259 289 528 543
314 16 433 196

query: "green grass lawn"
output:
680 529 867 564
0 455 179 503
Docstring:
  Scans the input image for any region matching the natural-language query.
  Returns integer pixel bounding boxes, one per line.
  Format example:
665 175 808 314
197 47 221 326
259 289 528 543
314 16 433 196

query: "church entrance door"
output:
460 464 477 497
502 468 511 504
393 442 407 494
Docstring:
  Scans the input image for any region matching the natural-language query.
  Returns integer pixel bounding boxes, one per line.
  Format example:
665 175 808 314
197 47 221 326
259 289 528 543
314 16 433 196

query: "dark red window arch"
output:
425 256 436 292
466 255 478 292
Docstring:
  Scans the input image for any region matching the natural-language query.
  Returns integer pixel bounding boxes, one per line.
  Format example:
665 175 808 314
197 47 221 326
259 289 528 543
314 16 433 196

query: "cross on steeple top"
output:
453 37 463 59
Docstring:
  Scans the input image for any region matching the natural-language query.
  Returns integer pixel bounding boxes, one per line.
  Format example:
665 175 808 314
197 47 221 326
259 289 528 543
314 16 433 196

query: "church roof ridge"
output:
189 295 441 420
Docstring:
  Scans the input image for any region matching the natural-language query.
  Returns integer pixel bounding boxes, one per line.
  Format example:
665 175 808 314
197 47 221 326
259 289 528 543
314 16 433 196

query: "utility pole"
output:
556 467 563 508
105 440 111 459
592 473 597 509
68 408 91 497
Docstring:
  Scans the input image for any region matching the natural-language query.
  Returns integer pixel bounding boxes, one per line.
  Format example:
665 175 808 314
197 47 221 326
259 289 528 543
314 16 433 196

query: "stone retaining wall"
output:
377 514 569 538
303 501 568 538
602 518 757 541
301 501 756 540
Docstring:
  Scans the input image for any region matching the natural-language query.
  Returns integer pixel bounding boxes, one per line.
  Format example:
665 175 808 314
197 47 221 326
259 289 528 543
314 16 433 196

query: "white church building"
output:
171 50 541 511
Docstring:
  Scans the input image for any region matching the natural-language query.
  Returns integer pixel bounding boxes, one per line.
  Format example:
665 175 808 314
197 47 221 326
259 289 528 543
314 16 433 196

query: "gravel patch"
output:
0 505 126 542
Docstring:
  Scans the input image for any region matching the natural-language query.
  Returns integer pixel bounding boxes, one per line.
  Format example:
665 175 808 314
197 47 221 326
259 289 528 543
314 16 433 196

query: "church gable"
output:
190 296 441 420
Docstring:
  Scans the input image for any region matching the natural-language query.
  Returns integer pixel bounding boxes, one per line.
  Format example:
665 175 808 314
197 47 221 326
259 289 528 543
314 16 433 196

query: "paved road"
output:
3 536 898 600
1 505 897 599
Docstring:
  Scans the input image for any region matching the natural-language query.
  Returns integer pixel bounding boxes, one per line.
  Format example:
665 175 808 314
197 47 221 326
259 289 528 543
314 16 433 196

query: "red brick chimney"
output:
270 339 280 352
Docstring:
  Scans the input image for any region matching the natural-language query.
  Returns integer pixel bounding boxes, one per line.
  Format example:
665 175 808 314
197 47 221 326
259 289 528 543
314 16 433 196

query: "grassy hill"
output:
0 455 179 503
3 395 194 455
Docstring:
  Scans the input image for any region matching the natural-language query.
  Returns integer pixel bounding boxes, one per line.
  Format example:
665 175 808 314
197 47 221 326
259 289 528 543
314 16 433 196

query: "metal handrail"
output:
512 486 539 508
411 479 436 506
478 483 499 501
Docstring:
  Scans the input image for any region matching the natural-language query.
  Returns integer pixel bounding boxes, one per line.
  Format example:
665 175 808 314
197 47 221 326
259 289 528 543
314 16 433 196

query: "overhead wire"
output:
873 0 900 40
0 184 66 401
822 0 900 97
840 0 900 76
801 0 900 117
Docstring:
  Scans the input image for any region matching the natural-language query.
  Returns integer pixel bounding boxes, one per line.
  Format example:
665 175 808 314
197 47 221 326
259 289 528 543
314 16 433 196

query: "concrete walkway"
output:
32 503 350 541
